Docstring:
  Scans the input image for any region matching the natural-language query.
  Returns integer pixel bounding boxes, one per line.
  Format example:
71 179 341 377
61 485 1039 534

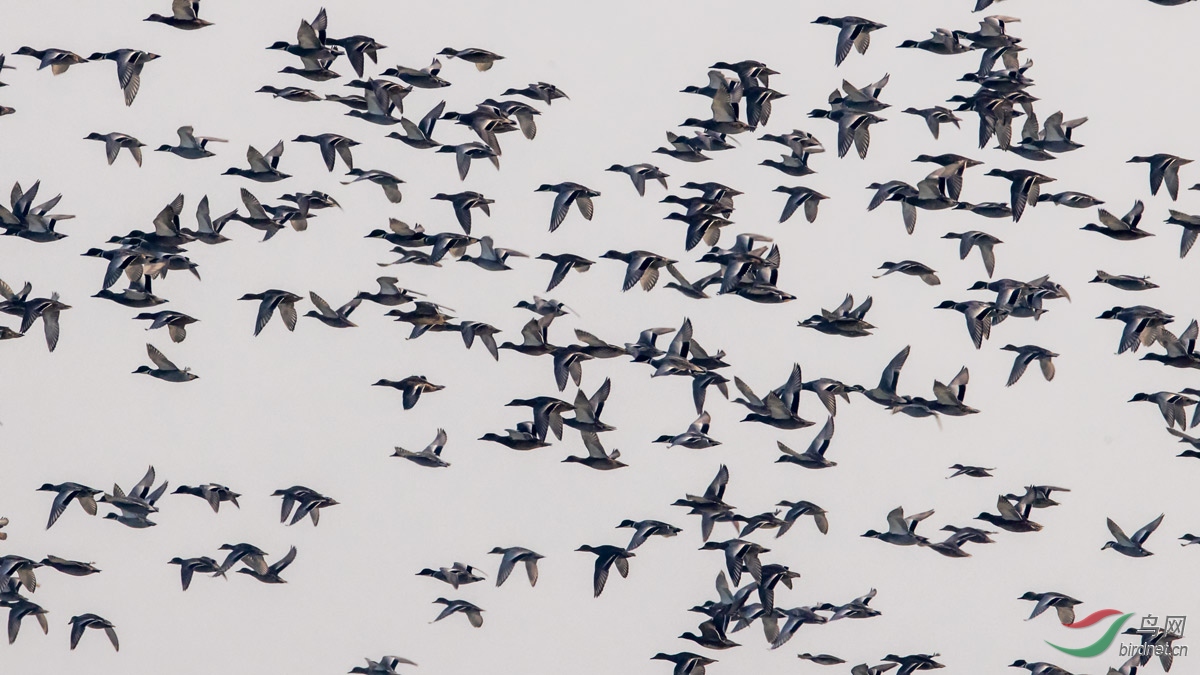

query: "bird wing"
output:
1131 514 1164 545
420 100 446 137
775 441 804 460
8 605 26 643
667 318 693 358
431 605 457 623
69 618 85 650
629 170 647 197
194 194 215 233
115 52 142 105
581 431 608 459
1038 355 1056 381
1125 200 1145 228
807 416 835 456
576 195 595 221
592 556 611 597
549 190 572 232
835 24 858 66
1006 351 1033 387
978 241 997 277
589 377 612 418
315 140 337 172
906 510 934 532
129 466 157 502
1097 208 1129 231
852 117 874 160
964 308 987 350
765 392 792 419
778 192 804 224
336 297 361 318
711 86 737 122
146 344 177 371
46 489 75 529
252 296 277 337
296 19 322 49
153 194 184 235
997 496 1024 522
850 295 873 320
240 188 269 220
639 260 661 292
1010 177 1033 222
494 551 519 587
803 194 822 223
613 553 630 578
12 180 39 218
830 293 854 317
309 292 335 317
878 345 910 394
264 141 285 169
947 366 969 402
246 146 271 173
706 464 729 501
1183 228 1200 258
270 546 298 574
278 297 298 331
835 113 859 159
1107 518 1134 546
1147 159 1167 196
41 308 62 353
172 0 198 20
402 386 421 410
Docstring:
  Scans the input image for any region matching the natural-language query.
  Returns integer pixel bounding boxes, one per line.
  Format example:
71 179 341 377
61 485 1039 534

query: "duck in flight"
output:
562 432 626 470
976 495 1042 532
145 1 212 30
430 598 484 627
1129 154 1191 200
1019 591 1082 625
1081 200 1153 241
223 142 290 182
656 412 722 447
236 546 297 583
238 289 302 336
774 416 837 469
133 343 198 382
37 482 101 530
813 16 888 66
304 292 359 328
372 375 444 410
69 614 118 651
862 506 933 546
1103 514 1164 557
88 50 160 106
488 547 543 587
392 428 450 467
575 545 634 597
537 183 600 232
84 132 146 167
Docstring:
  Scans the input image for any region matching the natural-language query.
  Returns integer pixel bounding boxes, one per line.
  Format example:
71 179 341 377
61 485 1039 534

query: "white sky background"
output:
1 0 1198 672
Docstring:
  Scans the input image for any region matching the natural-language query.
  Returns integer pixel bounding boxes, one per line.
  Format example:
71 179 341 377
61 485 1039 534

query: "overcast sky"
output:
1 1 1198 673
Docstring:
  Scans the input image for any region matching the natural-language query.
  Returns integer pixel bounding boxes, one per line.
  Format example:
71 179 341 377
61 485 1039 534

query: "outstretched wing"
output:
146 344 177 371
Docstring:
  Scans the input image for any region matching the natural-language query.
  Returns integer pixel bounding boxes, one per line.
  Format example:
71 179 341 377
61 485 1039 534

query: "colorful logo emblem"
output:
1045 609 1134 657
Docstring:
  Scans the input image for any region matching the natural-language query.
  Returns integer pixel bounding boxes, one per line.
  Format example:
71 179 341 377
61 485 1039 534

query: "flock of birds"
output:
1 0 1198 674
